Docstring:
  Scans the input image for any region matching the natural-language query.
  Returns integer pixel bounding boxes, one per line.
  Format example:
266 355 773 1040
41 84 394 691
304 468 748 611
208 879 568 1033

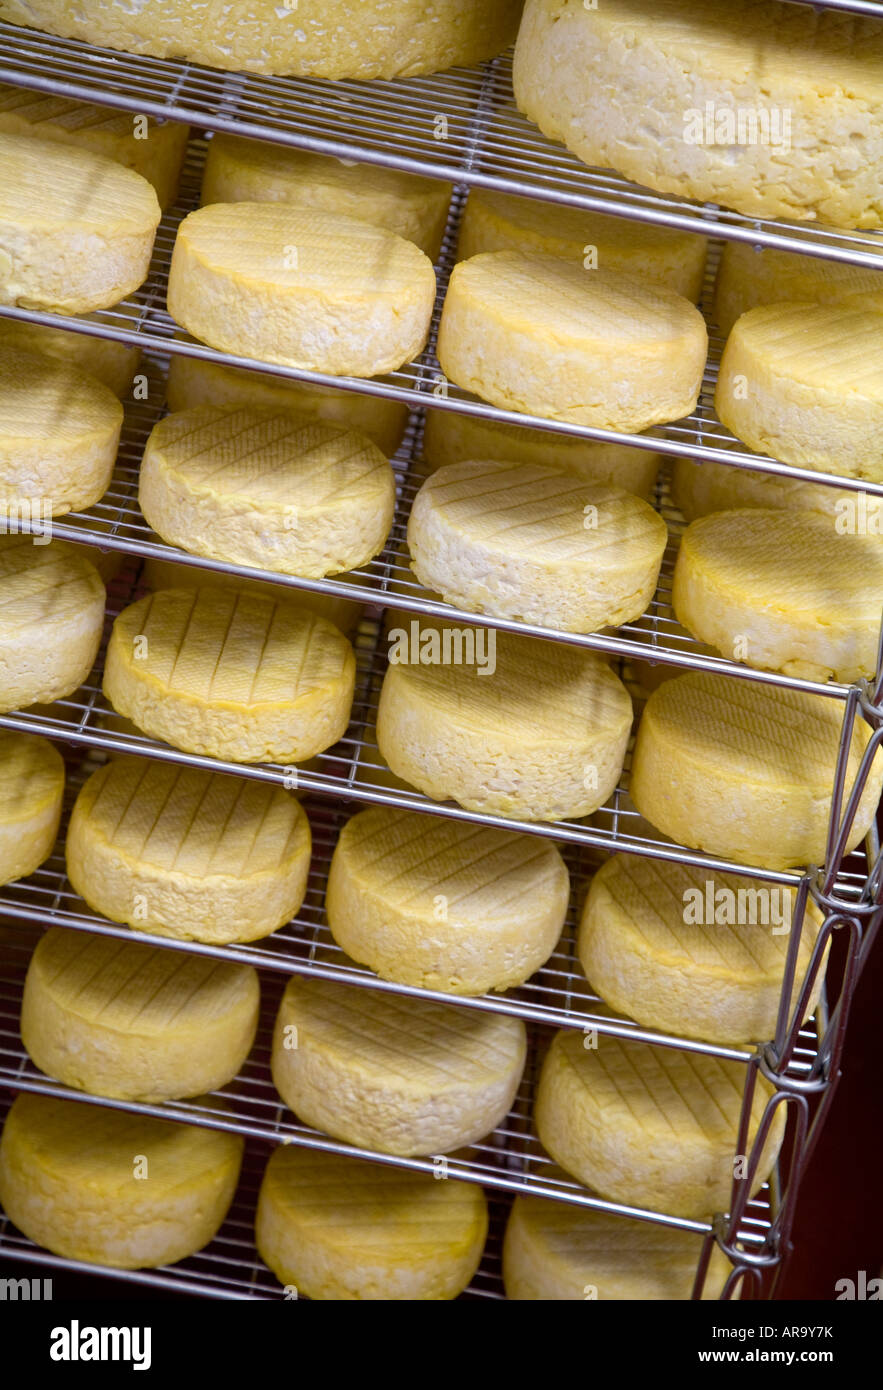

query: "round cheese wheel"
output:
0 309 140 399
103 586 356 763
0 729 64 885
256 1146 487 1300
672 457 853 525
202 136 452 261
422 408 660 501
168 204 436 377
630 671 883 870
66 757 311 944
437 252 707 431
326 805 569 995
140 405 395 579
0 0 522 79
376 620 632 821
0 84 189 210
0 347 123 515
673 508 883 683
0 132 160 313
513 0 883 230
0 536 106 711
504 1196 729 1300
407 461 667 631
714 241 883 337
22 928 260 1101
165 354 408 458
578 855 825 1046
459 188 708 302
271 975 527 1156
716 304 883 481
0 1092 243 1269
535 1030 785 1219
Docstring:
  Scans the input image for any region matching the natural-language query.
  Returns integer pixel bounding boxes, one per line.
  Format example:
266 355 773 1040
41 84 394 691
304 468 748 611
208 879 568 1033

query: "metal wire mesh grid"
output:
0 21 881 268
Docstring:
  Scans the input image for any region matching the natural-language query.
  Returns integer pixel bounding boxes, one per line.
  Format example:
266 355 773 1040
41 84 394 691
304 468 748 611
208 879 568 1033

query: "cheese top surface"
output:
0 728 64 819
0 346 123 444
726 304 883 400
508 1194 706 1272
0 131 160 234
110 587 354 709
29 927 259 1034
0 535 104 635
72 756 308 879
333 805 568 927
143 405 392 510
174 203 435 300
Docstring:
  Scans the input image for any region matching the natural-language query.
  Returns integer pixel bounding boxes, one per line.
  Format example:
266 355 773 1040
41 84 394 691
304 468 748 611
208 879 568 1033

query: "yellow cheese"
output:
437 253 707 431
0 535 106 710
504 1196 729 1300
0 85 189 210
672 457 853 525
630 671 883 869
459 189 708 302
0 132 160 313
0 729 64 885
0 1092 243 1269
168 204 436 376
0 1 522 79
103 586 356 763
256 1147 487 1300
0 347 123 516
202 137 452 262
0 308 140 399
141 555 364 636
514 0 883 230
716 304 883 481
376 619 632 820
714 241 883 337
326 805 569 995
422 408 660 500
535 1030 785 1219
165 353 408 458
407 461 667 631
578 855 825 1046
66 756 311 944
21 927 260 1101
673 508 883 683
139 405 396 579
271 975 527 1156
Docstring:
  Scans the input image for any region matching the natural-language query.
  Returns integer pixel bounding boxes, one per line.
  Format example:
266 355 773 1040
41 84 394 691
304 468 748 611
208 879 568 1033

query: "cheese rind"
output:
630 671 883 869
66 757 311 944
0 347 123 515
0 311 140 398
0 1093 243 1269
0 536 106 711
673 508 883 683
0 85 188 210
271 975 527 1156
714 241 883 337
21 928 260 1101
535 1030 785 1219
459 188 708 301
167 204 436 377
672 457 853 525
578 855 825 1046
376 620 633 820
256 1147 487 1301
202 137 452 261
407 461 667 631
326 805 569 995
437 253 707 431
0 1 522 79
139 406 396 579
0 730 64 885
715 304 883 480
513 0 883 230
0 132 160 313
422 408 660 500
103 587 356 763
